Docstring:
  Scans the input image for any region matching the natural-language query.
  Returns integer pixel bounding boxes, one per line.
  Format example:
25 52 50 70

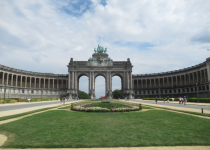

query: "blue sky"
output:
0 0 210 98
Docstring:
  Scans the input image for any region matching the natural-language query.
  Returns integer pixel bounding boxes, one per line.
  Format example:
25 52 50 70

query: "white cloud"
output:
0 0 210 96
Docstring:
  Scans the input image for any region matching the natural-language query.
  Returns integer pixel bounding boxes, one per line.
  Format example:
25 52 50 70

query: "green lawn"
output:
0 109 210 148
90 103 111 109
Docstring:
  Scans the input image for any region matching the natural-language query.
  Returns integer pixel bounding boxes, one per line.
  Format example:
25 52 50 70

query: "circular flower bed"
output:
71 100 141 112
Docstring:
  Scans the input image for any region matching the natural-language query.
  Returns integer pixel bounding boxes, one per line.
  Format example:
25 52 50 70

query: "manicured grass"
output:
111 103 132 108
90 103 111 109
0 109 210 148
0 107 56 121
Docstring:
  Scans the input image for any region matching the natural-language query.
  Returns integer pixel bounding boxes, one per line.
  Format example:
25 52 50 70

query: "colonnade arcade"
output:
133 69 208 89
0 72 68 89
67 49 133 99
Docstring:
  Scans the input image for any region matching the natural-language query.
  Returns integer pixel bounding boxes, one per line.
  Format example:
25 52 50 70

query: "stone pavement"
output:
130 99 210 114
138 99 210 106
0 100 74 117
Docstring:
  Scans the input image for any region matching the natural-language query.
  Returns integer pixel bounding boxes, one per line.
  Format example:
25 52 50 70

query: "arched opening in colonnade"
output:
78 75 89 99
95 75 105 99
112 75 122 99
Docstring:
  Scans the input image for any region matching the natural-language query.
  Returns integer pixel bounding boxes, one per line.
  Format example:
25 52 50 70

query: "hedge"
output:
142 97 210 103
0 98 58 103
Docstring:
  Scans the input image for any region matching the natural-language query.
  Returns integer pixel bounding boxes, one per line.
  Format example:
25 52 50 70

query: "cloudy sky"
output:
0 0 210 98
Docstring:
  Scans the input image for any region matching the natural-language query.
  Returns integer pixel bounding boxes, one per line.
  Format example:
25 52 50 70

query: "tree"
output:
112 89 121 99
78 90 88 99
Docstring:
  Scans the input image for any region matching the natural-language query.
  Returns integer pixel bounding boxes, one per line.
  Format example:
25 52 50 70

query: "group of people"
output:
155 96 187 105
59 97 80 105
178 96 187 105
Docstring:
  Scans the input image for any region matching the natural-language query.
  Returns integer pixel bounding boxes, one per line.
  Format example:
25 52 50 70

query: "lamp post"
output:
4 83 7 104
196 83 199 103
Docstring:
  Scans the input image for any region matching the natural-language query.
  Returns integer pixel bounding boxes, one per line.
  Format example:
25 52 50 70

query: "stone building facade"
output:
0 50 210 99
132 57 210 98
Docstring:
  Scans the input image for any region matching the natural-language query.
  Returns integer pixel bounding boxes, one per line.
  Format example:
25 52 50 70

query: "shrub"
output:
87 109 94 112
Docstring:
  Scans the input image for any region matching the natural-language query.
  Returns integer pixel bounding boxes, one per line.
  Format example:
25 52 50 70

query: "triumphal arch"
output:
67 45 134 99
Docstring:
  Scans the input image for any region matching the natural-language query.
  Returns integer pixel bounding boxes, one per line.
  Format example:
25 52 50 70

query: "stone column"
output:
6 73 9 85
110 72 112 90
200 70 203 83
171 76 173 87
89 72 91 93
141 79 143 88
158 78 160 87
204 69 207 82
68 71 71 89
184 74 186 85
30 77 31 88
43 78 45 88
16 75 18 86
2 72 4 85
196 72 198 83
146 79 147 88
193 72 195 84
92 72 95 90
20 75 22 87
150 79 151 88
127 71 129 90
188 73 191 85
57 79 59 89
53 79 54 89
25 76 27 87
39 78 41 88
167 77 169 87
154 78 156 88
176 76 178 86
162 78 165 87
72 72 74 89
130 71 133 89
48 79 50 89
180 75 183 85
34 77 36 88
123 72 126 89
61 79 63 88
75 71 77 95
137 80 139 89
11 74 13 86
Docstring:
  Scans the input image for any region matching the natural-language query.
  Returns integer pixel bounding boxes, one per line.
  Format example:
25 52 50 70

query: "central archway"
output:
95 76 105 99
67 48 133 99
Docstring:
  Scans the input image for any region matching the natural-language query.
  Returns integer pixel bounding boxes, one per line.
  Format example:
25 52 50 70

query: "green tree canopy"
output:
78 90 88 99
112 89 121 99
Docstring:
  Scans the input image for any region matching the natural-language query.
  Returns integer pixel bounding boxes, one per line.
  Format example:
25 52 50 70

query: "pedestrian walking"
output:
59 98 62 105
155 96 157 104
28 98 30 103
179 97 181 104
184 96 187 105
167 96 169 103
172 98 174 102
63 97 65 104
163 97 165 103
